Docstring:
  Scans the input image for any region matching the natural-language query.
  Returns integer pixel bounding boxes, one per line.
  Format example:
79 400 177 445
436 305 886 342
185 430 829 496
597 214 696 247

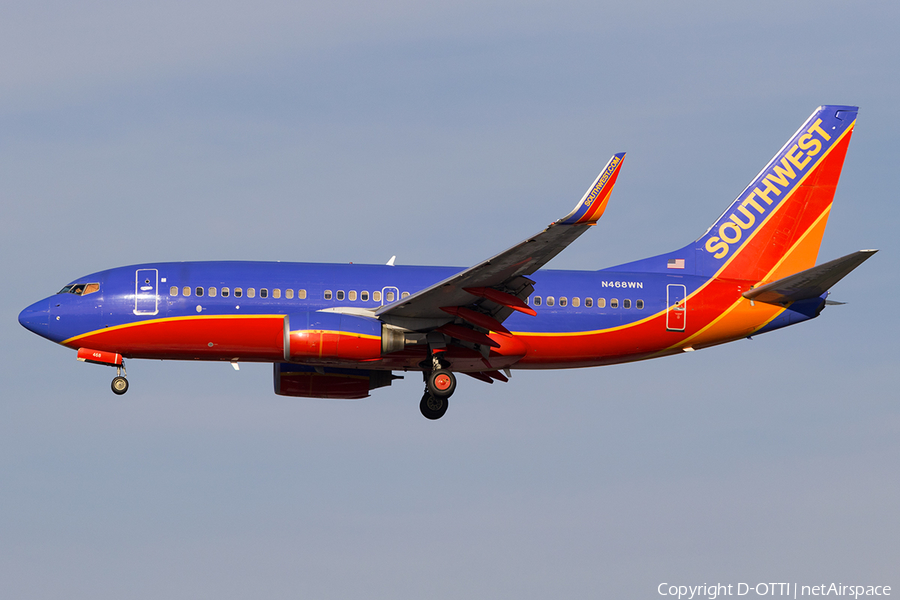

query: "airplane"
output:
18 105 876 420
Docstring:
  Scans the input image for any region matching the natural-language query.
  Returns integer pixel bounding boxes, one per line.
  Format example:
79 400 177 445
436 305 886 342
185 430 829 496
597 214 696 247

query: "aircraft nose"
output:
19 299 50 339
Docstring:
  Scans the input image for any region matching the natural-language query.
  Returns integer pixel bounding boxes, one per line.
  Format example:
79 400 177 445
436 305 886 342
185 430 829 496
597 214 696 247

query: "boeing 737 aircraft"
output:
19 105 875 419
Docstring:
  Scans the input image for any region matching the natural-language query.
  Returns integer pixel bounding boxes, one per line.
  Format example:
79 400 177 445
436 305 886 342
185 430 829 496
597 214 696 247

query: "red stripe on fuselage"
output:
64 315 286 361
514 276 782 367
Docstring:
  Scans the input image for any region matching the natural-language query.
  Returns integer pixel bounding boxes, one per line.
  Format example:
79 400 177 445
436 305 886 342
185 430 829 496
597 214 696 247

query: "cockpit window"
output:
57 283 100 296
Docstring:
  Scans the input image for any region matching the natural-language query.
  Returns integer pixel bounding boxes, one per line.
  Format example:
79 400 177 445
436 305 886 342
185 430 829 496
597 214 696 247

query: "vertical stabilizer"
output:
695 105 858 283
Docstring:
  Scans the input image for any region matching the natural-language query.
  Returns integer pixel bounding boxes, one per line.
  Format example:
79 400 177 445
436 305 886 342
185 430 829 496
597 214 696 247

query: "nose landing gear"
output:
111 376 129 395
75 348 129 396
111 364 128 396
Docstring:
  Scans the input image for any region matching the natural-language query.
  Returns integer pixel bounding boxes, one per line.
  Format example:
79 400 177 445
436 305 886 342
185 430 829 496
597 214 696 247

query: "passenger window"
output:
401 291 410 298
208 287 217 297
546 297 555 307
297 289 306 300
260 288 268 298
636 299 644 309
373 291 382 302
285 289 294 299
337 290 345 301
324 290 333 300
572 297 580 307
273 289 281 299
610 298 619 308
597 298 606 308
234 288 243 298
386 291 395 302
221 287 230 298
559 297 568 307
170 286 178 296
585 297 593 308
196 287 204 297
533 296 542 306
247 288 256 298
623 299 631 309
183 286 191 297
349 291 357 301
361 291 369 301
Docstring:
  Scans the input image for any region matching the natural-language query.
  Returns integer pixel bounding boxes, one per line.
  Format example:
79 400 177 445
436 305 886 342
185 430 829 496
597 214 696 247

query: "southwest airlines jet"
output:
19 106 875 419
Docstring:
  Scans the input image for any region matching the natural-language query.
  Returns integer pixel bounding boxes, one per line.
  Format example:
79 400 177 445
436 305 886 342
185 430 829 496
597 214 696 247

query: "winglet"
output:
558 152 626 225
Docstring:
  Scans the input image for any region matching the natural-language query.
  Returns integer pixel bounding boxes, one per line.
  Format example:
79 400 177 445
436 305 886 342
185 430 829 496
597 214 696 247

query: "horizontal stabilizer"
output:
743 250 877 305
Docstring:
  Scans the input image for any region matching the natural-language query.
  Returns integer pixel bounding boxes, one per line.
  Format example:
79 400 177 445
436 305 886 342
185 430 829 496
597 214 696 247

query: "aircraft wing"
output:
743 249 877 305
376 153 625 327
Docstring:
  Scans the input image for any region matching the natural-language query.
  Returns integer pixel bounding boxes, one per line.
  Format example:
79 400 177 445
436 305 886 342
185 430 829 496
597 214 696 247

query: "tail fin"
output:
696 105 858 283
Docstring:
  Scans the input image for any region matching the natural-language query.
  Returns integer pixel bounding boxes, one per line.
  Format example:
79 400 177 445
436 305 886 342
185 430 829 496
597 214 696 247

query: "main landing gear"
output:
420 392 448 420
419 351 457 419
427 369 456 398
111 364 128 396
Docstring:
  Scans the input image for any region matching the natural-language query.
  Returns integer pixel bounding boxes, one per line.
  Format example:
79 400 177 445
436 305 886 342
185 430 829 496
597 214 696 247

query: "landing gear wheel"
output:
420 393 448 420
426 369 456 398
111 376 129 395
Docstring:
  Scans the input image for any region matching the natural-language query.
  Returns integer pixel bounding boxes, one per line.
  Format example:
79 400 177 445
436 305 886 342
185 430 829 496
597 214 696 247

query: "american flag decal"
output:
667 258 685 269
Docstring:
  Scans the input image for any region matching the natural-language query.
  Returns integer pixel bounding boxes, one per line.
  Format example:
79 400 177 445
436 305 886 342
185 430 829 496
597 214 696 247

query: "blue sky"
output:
2 2 898 598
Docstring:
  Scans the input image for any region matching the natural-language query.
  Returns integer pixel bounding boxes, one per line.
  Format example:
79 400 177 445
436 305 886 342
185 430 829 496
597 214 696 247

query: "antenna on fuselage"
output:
386 255 396 266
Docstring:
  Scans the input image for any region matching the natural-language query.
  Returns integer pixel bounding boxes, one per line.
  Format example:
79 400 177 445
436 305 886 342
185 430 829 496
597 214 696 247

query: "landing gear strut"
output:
418 348 457 420
111 364 128 395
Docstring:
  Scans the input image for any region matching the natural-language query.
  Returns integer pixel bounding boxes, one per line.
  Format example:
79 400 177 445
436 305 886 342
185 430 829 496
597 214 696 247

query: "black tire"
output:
420 393 448 420
426 369 456 399
111 376 129 395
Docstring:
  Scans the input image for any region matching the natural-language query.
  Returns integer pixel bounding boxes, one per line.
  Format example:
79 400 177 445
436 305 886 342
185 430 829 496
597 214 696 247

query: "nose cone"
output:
19 299 50 339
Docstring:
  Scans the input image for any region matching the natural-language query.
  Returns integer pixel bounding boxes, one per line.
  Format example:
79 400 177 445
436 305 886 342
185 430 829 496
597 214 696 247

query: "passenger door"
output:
134 268 159 315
